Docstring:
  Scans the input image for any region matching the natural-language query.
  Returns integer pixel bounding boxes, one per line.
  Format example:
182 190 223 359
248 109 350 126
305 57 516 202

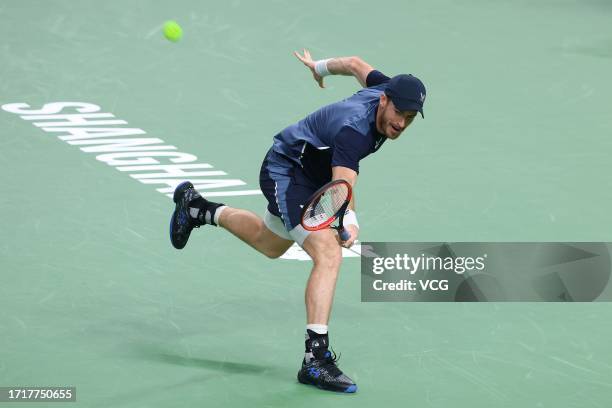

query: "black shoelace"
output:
320 349 342 377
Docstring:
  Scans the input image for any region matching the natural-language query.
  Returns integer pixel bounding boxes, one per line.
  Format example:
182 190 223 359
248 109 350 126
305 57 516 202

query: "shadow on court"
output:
125 342 282 376
87 343 299 406
145 350 271 375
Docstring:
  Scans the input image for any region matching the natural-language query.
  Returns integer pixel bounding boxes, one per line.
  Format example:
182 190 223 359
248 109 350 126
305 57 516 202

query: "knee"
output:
318 255 342 273
263 247 287 259
305 233 343 270
313 248 342 271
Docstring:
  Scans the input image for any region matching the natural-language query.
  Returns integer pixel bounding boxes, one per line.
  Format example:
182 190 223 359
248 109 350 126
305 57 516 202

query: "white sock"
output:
305 324 328 339
213 205 227 225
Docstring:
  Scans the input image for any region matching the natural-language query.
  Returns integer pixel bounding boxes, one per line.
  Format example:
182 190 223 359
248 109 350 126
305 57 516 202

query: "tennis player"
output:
169 49 426 393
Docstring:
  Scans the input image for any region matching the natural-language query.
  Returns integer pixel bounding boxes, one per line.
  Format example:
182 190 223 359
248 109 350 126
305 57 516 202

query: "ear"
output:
379 93 388 108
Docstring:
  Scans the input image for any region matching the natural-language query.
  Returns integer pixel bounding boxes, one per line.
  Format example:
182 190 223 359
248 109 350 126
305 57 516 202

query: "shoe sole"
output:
169 181 195 249
173 181 194 203
298 373 357 393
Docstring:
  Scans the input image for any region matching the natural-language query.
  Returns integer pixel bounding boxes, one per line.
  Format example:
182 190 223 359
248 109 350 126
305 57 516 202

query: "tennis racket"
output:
300 179 352 241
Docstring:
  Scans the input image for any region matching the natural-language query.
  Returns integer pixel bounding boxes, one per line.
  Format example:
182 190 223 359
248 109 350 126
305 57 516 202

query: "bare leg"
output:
218 207 293 258
301 229 343 324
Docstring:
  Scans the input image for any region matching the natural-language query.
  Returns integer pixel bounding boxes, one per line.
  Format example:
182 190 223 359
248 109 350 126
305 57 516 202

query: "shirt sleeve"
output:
366 70 391 87
331 127 372 173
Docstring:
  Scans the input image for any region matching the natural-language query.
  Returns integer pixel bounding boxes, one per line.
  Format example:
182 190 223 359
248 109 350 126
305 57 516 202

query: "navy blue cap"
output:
384 74 426 118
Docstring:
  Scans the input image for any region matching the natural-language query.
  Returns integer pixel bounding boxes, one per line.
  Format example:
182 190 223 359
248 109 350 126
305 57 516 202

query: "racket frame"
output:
300 179 353 237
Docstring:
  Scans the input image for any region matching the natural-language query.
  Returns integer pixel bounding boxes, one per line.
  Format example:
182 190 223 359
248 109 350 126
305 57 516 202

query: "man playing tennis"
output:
169 49 426 393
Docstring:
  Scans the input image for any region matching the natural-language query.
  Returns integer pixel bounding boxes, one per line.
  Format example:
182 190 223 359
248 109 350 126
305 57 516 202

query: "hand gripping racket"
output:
300 179 352 241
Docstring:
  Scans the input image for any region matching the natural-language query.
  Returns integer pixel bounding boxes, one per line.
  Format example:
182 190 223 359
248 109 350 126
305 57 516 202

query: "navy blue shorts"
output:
259 148 320 233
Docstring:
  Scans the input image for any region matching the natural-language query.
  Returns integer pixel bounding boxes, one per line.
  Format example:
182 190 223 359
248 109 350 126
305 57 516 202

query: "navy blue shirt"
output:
272 70 390 184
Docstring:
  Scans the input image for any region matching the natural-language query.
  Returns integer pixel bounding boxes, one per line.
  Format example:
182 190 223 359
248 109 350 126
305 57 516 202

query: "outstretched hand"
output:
294 48 325 88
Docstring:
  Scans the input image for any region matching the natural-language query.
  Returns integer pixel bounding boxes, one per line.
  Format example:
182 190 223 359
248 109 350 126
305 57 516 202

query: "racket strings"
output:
303 183 349 228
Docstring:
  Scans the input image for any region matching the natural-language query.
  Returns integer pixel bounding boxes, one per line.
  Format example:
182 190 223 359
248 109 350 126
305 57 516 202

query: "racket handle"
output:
338 227 350 242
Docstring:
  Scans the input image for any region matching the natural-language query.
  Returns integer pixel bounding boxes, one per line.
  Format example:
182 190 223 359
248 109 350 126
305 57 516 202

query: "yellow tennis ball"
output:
163 21 182 42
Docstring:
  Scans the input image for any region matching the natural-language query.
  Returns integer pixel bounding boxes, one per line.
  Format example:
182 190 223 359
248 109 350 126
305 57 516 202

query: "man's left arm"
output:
294 49 374 88
332 165 357 211
329 126 372 247
332 165 359 248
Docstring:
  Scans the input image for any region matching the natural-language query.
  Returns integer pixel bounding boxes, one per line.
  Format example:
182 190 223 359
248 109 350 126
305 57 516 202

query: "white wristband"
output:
343 209 359 229
314 58 332 77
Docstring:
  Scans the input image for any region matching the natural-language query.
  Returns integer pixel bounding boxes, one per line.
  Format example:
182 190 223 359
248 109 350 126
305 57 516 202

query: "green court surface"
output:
2 1 612 407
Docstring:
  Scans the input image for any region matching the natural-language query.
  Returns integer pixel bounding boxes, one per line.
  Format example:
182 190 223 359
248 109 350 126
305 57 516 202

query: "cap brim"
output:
391 99 424 118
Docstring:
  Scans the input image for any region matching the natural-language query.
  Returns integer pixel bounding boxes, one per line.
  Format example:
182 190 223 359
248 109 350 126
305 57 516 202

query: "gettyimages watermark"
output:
360 243 612 302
